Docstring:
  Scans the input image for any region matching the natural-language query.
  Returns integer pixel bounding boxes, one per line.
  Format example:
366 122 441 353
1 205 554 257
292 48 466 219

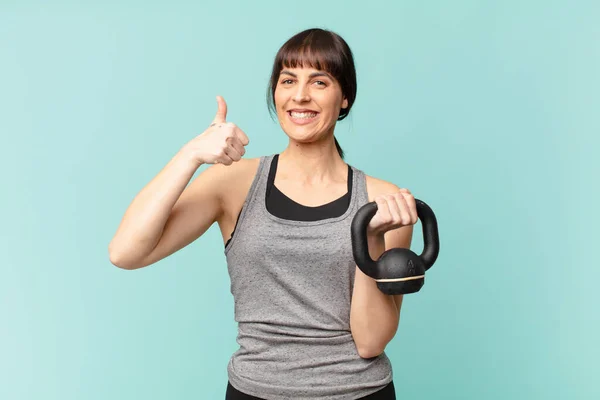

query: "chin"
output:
287 132 328 145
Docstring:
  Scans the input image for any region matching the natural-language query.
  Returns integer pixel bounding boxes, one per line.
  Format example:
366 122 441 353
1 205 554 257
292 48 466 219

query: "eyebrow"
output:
280 70 333 80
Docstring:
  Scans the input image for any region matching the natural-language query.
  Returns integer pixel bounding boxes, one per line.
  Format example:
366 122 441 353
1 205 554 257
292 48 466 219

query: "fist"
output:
183 96 250 166
367 188 418 235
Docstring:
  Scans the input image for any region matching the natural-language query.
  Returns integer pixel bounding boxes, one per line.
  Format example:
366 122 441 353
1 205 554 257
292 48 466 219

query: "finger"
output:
234 126 250 146
386 194 404 225
392 192 412 226
401 192 418 224
223 143 242 162
217 153 234 166
375 196 391 223
212 95 228 124
228 136 246 158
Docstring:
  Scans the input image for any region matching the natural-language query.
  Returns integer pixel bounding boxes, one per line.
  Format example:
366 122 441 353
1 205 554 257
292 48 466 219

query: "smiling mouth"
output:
288 110 319 119
287 111 320 126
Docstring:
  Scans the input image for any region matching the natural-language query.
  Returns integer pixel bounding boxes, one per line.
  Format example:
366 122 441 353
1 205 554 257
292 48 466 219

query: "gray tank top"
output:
224 154 393 399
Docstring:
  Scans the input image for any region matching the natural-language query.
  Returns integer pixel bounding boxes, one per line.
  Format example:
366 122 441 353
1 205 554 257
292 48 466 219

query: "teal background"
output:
1 0 598 399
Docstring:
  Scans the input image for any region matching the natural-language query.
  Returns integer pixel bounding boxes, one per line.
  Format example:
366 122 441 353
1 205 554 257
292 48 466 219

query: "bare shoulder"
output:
364 174 403 201
210 157 261 204
211 157 262 240
211 157 261 186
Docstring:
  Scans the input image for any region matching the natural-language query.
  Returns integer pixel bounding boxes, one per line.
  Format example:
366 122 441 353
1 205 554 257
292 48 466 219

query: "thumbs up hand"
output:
182 96 250 166
211 95 228 126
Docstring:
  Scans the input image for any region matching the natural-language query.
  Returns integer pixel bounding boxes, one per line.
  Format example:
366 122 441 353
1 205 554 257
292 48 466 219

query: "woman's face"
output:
274 66 348 143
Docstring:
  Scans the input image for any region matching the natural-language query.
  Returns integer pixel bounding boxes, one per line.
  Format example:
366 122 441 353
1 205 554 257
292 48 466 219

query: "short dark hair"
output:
266 28 357 160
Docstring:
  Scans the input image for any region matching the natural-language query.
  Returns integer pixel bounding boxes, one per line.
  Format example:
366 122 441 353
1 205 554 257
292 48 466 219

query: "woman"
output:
109 28 417 400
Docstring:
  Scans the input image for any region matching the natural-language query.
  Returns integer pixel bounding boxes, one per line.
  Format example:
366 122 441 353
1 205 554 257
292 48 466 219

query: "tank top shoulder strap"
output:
224 154 274 254
350 164 369 208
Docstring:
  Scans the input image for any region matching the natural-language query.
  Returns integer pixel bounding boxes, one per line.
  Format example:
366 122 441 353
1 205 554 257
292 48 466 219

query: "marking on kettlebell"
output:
408 260 415 275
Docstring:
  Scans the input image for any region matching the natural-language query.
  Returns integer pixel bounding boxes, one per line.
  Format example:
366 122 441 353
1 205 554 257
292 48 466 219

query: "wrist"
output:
365 230 386 260
366 227 385 239
176 147 204 169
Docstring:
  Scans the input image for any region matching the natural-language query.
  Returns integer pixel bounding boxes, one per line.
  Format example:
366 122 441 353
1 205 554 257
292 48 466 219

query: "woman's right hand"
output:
182 96 250 166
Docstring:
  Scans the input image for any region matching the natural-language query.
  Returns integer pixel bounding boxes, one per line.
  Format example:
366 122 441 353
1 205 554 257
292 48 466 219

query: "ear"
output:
341 97 349 109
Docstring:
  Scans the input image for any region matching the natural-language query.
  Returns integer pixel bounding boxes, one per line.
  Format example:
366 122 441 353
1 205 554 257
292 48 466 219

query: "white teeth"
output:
290 111 317 119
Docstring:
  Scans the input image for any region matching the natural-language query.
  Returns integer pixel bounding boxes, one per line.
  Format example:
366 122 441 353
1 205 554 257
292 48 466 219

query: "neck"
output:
278 136 346 186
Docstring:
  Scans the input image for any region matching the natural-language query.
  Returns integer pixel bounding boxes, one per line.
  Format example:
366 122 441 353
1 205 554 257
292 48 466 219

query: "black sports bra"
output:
225 154 352 248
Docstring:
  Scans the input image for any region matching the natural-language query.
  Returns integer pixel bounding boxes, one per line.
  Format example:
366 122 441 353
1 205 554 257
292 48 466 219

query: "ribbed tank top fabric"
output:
224 154 393 400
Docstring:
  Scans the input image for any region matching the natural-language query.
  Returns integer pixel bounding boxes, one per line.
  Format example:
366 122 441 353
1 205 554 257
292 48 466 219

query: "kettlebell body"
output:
375 248 426 295
351 199 440 295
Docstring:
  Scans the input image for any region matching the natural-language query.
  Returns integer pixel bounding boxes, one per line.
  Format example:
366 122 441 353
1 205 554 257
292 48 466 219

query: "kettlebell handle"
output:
352 199 440 275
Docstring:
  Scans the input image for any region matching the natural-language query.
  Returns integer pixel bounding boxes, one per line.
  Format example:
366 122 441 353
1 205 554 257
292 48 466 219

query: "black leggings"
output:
226 380 396 399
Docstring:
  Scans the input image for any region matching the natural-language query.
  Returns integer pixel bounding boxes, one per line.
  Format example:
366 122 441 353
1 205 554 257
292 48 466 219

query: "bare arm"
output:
350 179 415 358
108 96 248 270
108 150 222 269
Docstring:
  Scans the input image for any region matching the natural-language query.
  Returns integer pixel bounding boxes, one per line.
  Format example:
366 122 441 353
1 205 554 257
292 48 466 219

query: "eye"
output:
314 80 327 87
281 79 294 84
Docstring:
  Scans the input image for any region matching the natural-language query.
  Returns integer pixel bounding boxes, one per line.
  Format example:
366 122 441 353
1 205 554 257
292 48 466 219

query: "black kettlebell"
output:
351 199 440 295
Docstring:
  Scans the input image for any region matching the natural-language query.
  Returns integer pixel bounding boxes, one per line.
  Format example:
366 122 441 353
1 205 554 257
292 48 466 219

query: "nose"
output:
293 84 310 102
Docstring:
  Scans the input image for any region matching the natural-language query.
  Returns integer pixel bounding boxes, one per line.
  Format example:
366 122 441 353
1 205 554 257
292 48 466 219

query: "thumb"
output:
212 95 227 124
